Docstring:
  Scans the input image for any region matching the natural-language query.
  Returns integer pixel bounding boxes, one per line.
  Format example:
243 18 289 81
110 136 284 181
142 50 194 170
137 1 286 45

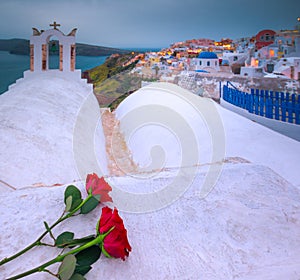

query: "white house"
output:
273 57 300 80
240 66 264 78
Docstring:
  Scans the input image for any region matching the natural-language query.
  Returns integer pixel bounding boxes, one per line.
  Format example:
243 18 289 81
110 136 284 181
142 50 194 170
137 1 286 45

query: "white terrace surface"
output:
0 80 300 279
0 70 108 190
0 163 299 279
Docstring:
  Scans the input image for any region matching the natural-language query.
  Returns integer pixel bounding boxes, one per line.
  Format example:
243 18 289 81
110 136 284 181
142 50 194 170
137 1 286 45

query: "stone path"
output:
101 108 138 176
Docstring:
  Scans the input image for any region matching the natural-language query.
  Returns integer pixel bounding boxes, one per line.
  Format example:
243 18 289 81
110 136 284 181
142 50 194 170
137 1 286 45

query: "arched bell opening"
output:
46 36 62 70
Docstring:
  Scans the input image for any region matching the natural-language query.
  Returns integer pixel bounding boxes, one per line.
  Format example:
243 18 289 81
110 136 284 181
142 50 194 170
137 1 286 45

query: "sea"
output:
0 47 162 95
0 51 109 95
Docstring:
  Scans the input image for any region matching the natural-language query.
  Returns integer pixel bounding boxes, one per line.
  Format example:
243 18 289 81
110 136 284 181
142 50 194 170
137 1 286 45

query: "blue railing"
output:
222 82 300 125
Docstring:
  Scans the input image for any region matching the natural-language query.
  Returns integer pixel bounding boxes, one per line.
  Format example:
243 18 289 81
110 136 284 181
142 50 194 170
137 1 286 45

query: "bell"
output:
50 42 57 53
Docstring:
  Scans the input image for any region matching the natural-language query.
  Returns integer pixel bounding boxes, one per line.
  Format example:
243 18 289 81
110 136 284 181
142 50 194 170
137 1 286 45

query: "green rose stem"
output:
6 228 114 280
0 194 94 266
5 235 103 280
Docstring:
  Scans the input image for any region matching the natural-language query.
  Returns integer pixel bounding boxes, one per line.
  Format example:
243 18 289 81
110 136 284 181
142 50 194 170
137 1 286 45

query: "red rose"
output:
99 207 132 261
86 173 113 203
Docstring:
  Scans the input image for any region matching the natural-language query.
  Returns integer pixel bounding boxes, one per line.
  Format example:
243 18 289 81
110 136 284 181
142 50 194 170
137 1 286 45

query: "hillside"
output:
0 39 30 55
85 53 157 107
93 71 142 107
86 53 138 85
0 38 129 56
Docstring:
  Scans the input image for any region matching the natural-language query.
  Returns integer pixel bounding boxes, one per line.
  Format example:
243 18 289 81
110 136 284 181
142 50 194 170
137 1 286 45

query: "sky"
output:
0 0 299 48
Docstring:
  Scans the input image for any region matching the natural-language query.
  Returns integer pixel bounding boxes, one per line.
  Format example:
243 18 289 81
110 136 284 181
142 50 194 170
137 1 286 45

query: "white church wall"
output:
193 58 220 72
30 28 76 72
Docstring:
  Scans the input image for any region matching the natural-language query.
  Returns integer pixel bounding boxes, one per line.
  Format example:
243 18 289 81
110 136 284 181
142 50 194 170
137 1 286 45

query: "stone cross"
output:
50 21 60 29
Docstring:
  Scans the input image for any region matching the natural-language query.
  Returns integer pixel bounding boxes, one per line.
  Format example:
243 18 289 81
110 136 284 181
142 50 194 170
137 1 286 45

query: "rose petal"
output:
99 206 113 232
98 207 132 260
100 208 124 233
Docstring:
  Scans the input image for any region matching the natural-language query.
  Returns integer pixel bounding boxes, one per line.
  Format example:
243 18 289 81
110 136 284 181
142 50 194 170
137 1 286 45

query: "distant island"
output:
0 38 130 56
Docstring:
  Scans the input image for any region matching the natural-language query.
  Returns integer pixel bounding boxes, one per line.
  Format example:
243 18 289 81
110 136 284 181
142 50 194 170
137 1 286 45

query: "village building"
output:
255 28 300 76
255 29 276 50
240 63 264 78
221 52 248 66
273 57 300 80
214 38 235 51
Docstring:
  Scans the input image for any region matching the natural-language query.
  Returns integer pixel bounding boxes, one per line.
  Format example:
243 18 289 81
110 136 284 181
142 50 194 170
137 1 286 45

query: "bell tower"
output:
30 22 77 72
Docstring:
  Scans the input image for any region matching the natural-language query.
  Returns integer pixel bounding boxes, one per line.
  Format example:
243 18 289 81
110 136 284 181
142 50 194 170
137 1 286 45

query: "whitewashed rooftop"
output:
0 80 299 279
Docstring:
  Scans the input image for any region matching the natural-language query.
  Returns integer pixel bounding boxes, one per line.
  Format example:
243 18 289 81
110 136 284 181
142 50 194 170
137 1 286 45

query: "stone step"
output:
8 77 25 90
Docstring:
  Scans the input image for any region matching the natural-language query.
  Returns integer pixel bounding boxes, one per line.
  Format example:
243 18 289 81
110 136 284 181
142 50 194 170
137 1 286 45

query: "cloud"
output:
0 0 299 47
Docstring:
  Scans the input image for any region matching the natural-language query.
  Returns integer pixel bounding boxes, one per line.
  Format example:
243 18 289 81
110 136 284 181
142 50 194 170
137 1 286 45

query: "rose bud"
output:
86 173 113 203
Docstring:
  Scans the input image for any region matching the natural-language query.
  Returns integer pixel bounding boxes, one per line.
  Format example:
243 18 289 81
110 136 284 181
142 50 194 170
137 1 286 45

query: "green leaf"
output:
80 195 100 214
55 231 75 248
64 185 81 203
69 274 86 280
60 235 96 248
58 255 76 280
64 185 82 212
65 196 73 212
74 265 92 276
75 245 101 267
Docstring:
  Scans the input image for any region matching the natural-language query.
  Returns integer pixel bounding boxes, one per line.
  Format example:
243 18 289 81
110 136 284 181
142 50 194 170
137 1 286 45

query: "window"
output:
265 34 270 41
199 61 202 66
207 61 210 66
